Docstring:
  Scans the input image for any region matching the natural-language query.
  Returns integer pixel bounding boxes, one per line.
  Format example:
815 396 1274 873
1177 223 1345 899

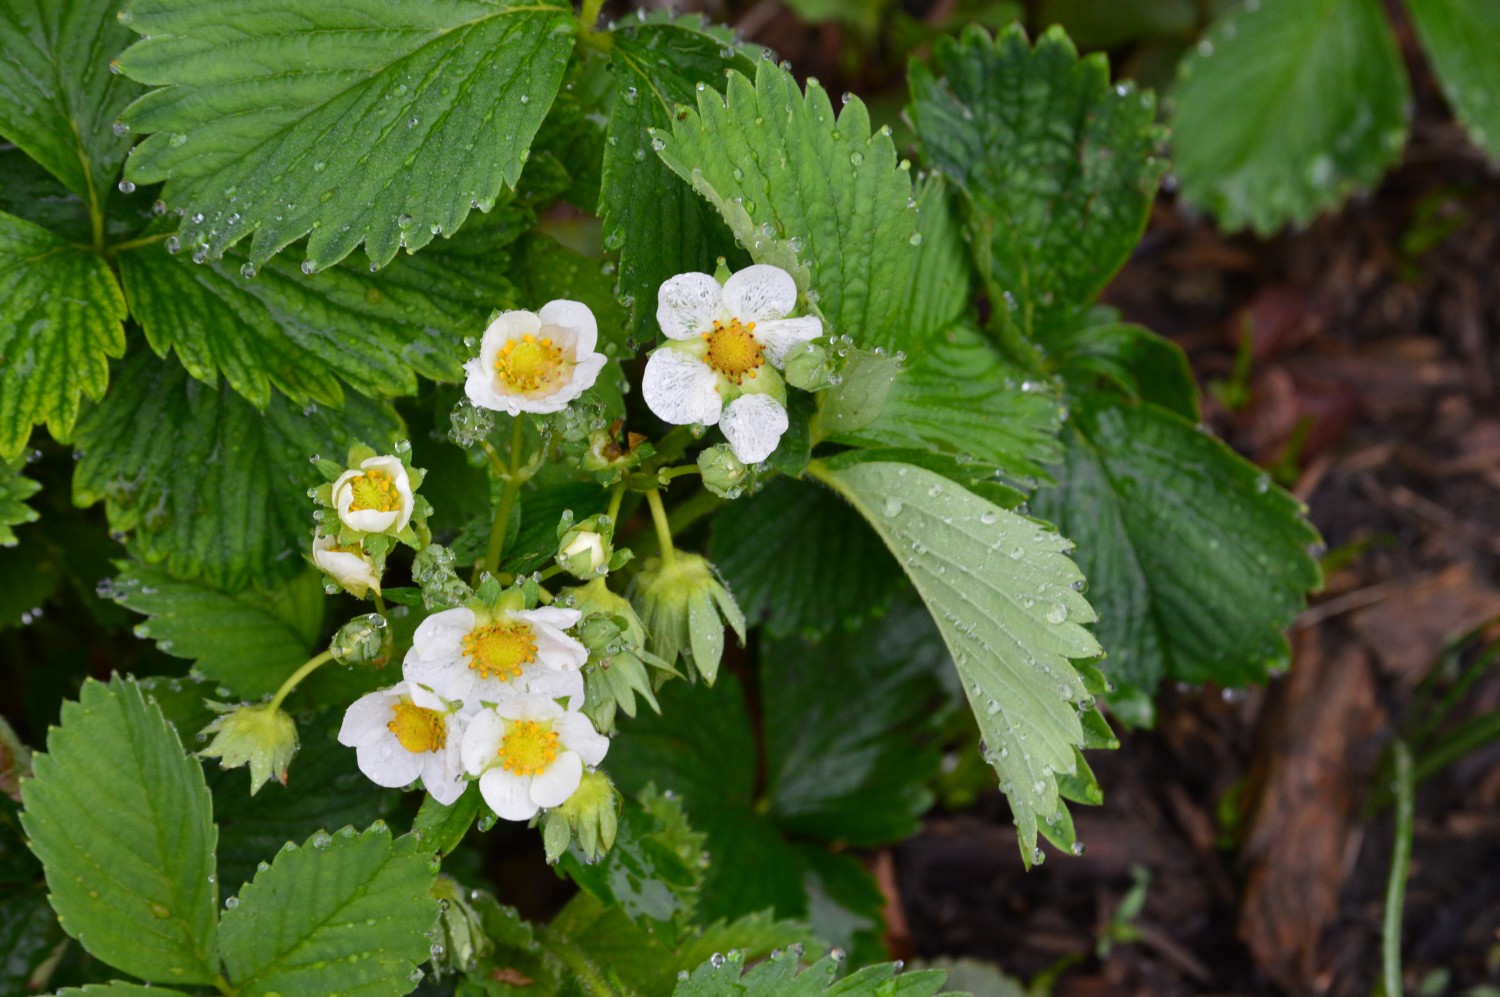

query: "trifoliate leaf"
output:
117 227 512 409
673 949 949 997
0 210 126 458
908 24 1166 338
814 459 1104 861
654 59 919 347
1030 393 1322 726
116 0 577 271
1170 0 1409 234
19 676 219 984
1406 0 1500 161
0 457 40 546
0 0 141 203
218 824 437 997
604 14 757 341
108 562 324 698
72 351 402 590
710 477 903 640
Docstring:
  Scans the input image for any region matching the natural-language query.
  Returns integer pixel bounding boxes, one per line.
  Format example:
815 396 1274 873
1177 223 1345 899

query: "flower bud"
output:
198 702 298 795
555 513 613 579
329 613 389 665
312 533 382 598
697 445 750 499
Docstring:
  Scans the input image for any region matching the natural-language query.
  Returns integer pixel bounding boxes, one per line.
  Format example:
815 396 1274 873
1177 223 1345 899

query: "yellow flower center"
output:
498 719 560 776
387 701 446 754
702 318 765 383
496 334 568 394
462 622 537 680
347 469 402 513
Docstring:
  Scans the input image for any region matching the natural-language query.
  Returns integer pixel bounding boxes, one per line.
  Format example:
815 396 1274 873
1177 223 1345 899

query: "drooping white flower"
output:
460 695 609 821
464 300 608 415
403 605 587 711
643 264 821 464
337 682 467 804
332 455 415 535
311 533 382 598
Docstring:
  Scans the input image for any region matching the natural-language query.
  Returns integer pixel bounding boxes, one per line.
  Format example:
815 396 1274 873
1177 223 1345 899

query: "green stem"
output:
373 592 387 617
267 649 337 714
644 489 676 568
104 232 169 257
1381 740 1414 997
579 0 605 30
484 418 527 578
657 464 701 482
215 973 236 996
605 482 625 525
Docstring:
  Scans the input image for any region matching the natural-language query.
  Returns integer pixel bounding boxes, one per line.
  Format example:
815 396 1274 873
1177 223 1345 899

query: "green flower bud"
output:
581 421 653 481
569 577 647 648
199 701 298 795
412 544 473 610
697 445 751 499
630 553 745 685
447 398 495 448
329 612 389 665
783 340 836 391
555 512 614 579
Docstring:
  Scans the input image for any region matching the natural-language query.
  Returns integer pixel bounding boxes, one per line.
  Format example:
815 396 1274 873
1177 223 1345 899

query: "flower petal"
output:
495 694 564 722
520 667 585 710
360 455 415 531
722 264 797 322
460 709 505 775
539 299 599 356
338 689 398 748
554 712 610 767
411 608 474 661
479 769 538 821
356 740 425 788
421 731 469 805
519 607 582 629
656 271 724 340
720 393 789 464
643 348 723 427
752 316 823 368
530 751 582 809
464 359 525 415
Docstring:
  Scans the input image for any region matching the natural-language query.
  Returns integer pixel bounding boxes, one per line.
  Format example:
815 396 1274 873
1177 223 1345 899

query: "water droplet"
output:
1045 604 1067 624
224 896 238 909
117 180 135 194
882 497 903 517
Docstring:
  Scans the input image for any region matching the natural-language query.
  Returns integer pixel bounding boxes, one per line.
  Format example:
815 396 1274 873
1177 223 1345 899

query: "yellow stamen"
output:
387 701 446 754
348 469 402 513
497 719 560 776
702 318 765 383
495 333 568 394
462 621 537 680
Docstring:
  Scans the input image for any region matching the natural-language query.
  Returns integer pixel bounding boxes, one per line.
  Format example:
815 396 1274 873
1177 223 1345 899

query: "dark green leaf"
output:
117 0 577 271
0 886 55 993
1053 321 1200 421
1406 0 1500 162
898 176 973 350
0 456 39 546
673 950 947 997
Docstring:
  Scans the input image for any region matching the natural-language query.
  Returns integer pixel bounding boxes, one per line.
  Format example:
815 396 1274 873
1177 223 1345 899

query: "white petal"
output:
643 349 723 427
752 316 823 368
312 540 381 598
529 752 582 809
519 667 585 710
460 709 505 775
338 689 398 748
722 264 797 322
464 359 526 415
479 769 538 821
360 455 415 531
342 507 399 534
656 271 723 340
539 299 599 355
480 311 541 368
421 734 469 805
495 694 564 722
569 352 608 396
554 712 610 767
517 607 582 629
403 657 473 709
356 740 425 788
720 393 789 464
411 608 475 660
332 470 360 519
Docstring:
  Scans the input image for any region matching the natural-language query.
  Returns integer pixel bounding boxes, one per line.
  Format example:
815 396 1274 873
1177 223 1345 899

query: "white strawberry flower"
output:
464 300 608 415
643 264 821 464
402 605 586 712
332 454 415 535
311 533 381 598
460 695 609 821
337 682 467 805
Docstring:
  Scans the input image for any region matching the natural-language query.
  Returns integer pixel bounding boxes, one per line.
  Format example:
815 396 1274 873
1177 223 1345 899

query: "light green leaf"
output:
117 227 511 409
72 351 402 590
674 950 948 997
0 210 126 458
654 60 918 346
19 676 219 984
117 0 577 271
603 14 756 341
0 456 40 546
1171 0 1409 234
1030 393 1322 725
0 0 141 205
108 562 324 698
908 24 1166 337
1406 0 1500 161
814 460 1103 860
219 824 437 997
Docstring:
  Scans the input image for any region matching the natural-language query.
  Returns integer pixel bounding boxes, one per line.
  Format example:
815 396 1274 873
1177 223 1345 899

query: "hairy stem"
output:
267 649 338 714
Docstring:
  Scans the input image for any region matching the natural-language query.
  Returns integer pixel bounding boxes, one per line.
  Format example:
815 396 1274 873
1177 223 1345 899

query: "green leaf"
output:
813 459 1103 860
710 477 903 640
654 60 919 346
899 176 973 349
1030 394 1322 725
1170 0 1409 234
0 456 40 546
53 987 196 997
109 562 324 698
560 787 703 927
117 0 577 271
0 210 126 458
0 0 141 204
411 787 482 859
830 323 1063 480
72 351 402 589
117 229 509 409
673 950 948 997
908 24 1166 338
0 886 55 993
219 824 437 997
1052 320 1199 421
19 676 219 984
603 14 756 341
1406 0 1500 161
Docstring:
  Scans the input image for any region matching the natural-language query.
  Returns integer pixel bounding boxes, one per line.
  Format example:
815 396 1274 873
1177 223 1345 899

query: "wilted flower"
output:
542 769 620 864
464 301 608 415
312 533 382 598
198 701 298 795
337 682 466 804
332 454 415 535
460 695 609 821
